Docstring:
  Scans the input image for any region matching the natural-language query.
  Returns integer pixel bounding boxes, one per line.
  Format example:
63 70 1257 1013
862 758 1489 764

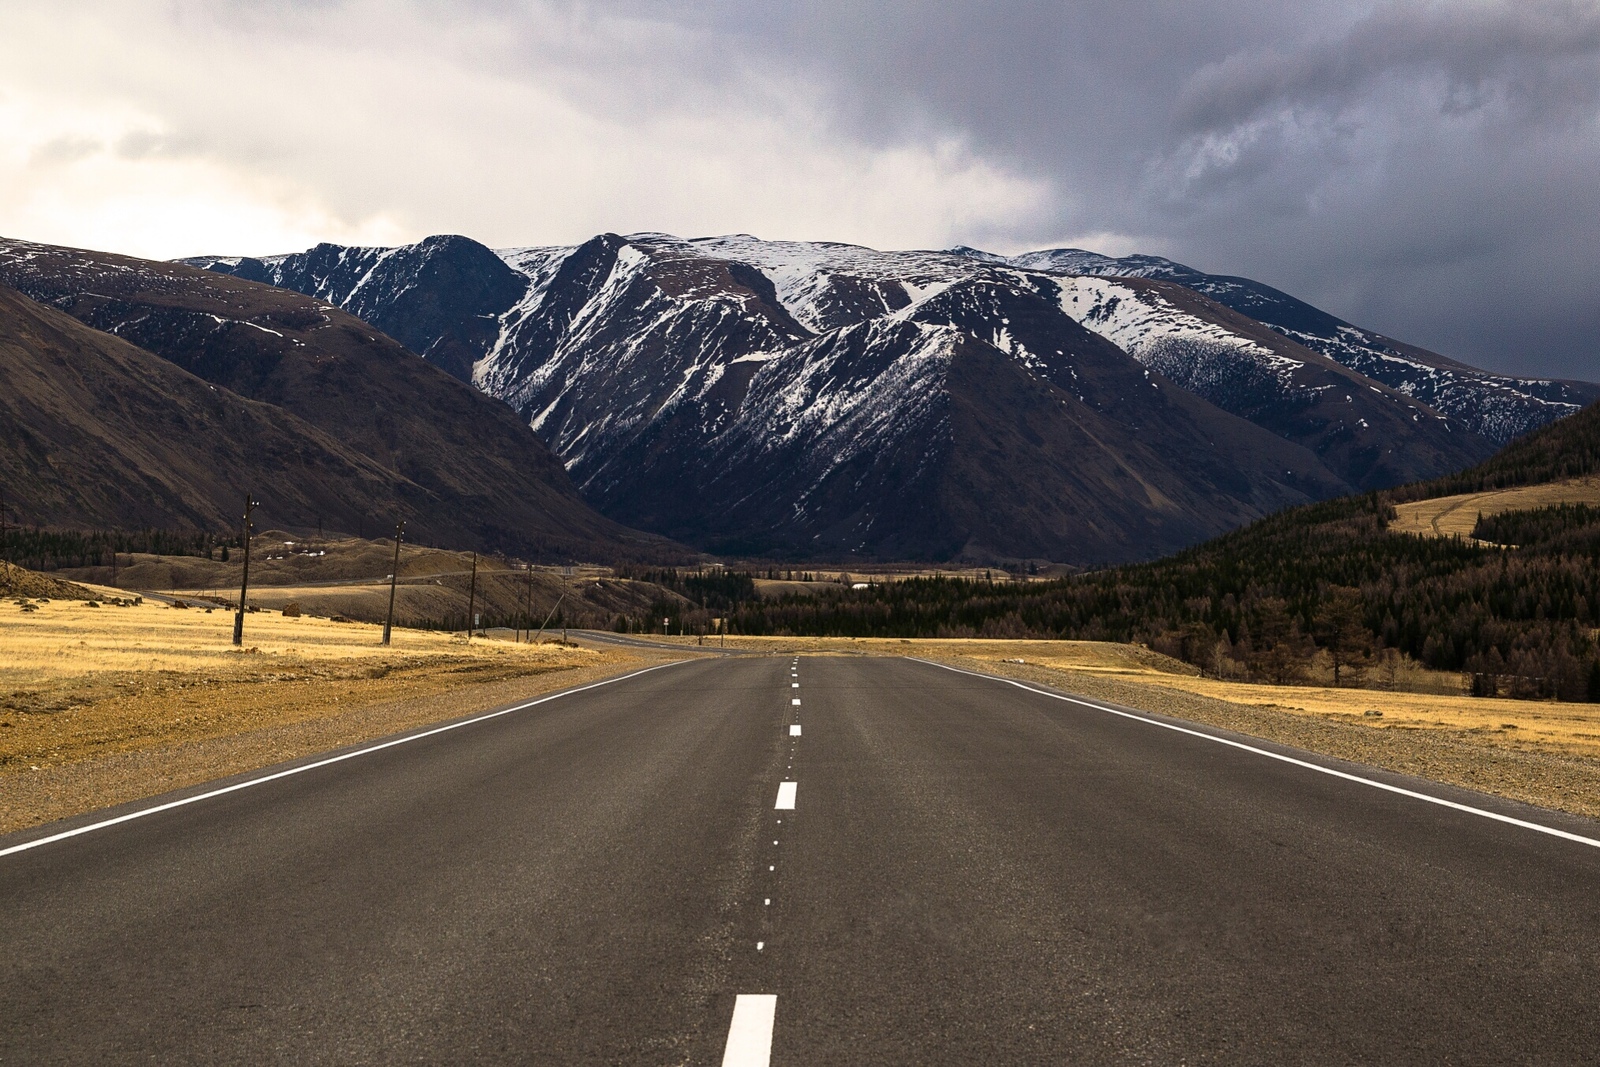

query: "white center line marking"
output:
791 698 801 706
775 781 797 809
756 941 764 950
791 683 799 688
913 658 1600 851
721 994 777 1067
789 724 802 736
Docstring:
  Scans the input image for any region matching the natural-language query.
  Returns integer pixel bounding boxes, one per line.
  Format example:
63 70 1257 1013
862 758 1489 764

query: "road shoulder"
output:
923 654 1600 821
0 643 686 835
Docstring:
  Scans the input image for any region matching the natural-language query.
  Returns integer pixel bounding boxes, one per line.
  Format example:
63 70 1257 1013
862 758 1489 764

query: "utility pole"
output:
534 584 568 645
562 566 571 643
232 493 255 646
524 562 533 643
465 551 478 640
0 485 8 563
382 520 404 646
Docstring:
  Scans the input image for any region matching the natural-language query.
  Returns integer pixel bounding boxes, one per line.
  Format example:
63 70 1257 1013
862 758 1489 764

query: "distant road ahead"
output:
5 656 1600 1064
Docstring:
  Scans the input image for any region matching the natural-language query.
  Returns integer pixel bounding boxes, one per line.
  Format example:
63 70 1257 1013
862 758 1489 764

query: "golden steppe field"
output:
1390 476 1600 541
0 587 674 833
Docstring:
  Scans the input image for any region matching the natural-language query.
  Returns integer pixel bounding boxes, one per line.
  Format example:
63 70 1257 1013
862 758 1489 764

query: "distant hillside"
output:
0 239 677 562
190 232 1500 565
1412 396 1600 497
707 402 1600 702
0 283 414 538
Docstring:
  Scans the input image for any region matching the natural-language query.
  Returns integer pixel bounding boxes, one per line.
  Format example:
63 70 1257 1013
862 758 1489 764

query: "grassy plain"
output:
1390 477 1600 540
0 590 675 833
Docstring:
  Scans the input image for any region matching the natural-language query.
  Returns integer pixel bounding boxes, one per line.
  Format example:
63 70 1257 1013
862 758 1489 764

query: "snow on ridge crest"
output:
1057 276 1298 374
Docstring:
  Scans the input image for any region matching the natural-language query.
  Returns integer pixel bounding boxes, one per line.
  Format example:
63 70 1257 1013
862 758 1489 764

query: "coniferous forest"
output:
696 402 1600 701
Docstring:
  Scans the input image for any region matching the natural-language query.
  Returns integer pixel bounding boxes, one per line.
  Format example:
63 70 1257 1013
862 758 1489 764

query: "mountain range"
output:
187 232 1595 564
0 238 672 561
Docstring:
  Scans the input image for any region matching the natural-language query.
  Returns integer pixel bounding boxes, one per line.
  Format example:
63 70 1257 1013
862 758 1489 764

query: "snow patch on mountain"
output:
1055 276 1304 404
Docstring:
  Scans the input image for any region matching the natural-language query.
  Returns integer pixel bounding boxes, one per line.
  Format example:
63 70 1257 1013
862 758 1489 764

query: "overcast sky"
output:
3 0 1598 379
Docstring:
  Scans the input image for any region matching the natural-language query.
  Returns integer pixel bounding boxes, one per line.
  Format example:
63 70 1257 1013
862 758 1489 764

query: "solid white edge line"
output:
0 659 693 860
910 657 1600 851
721 993 777 1067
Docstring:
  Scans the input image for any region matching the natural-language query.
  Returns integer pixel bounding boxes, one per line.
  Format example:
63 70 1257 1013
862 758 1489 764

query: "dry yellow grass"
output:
1389 477 1600 541
3 588 484 688
0 587 679 833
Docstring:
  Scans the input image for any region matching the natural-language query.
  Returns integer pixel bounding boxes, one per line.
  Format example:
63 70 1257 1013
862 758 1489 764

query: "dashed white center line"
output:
789 724 802 736
791 682 799 688
721 994 777 1067
775 781 797 809
791 698 801 706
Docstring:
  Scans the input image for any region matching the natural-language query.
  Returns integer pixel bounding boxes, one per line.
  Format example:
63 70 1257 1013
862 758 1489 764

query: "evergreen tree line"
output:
0 526 232 570
610 566 758 616
676 495 1600 701
1404 396 1600 498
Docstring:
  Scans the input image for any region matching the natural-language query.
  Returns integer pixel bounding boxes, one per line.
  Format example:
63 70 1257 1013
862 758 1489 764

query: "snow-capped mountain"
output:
187 235 528 383
0 237 667 561
187 232 1528 563
986 247 1598 444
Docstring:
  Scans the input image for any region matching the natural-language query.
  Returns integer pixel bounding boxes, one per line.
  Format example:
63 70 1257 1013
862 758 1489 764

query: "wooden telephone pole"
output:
232 493 256 646
524 562 534 643
382 520 404 646
465 552 478 640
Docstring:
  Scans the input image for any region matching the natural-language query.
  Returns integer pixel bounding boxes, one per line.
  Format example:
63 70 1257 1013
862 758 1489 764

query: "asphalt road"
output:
5 656 1600 1064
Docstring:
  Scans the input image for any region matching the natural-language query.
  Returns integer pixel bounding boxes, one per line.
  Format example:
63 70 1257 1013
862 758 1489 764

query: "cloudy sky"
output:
3 0 1598 379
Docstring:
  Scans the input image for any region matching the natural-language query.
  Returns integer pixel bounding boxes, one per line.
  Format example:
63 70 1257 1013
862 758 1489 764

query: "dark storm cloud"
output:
628 0 1600 380
10 0 1597 379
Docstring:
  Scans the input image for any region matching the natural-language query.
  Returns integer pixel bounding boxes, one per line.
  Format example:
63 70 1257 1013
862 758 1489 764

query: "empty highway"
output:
4 655 1600 1064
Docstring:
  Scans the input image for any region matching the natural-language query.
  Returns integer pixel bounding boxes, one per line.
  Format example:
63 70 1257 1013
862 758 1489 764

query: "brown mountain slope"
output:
0 240 673 561
1 283 487 546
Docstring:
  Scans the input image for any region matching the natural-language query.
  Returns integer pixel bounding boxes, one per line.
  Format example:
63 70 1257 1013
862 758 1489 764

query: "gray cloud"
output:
619 0 1600 380
3 0 1598 380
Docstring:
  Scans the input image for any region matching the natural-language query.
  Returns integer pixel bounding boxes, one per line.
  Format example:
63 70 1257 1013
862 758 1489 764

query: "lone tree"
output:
1314 588 1374 687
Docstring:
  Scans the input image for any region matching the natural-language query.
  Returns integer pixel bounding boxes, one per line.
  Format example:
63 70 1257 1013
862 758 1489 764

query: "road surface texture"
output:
4 656 1600 1064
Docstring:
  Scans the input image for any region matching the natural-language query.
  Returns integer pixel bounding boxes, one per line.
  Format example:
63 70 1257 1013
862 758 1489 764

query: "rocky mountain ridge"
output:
0 238 674 561
983 246 1599 444
185 231 1567 564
